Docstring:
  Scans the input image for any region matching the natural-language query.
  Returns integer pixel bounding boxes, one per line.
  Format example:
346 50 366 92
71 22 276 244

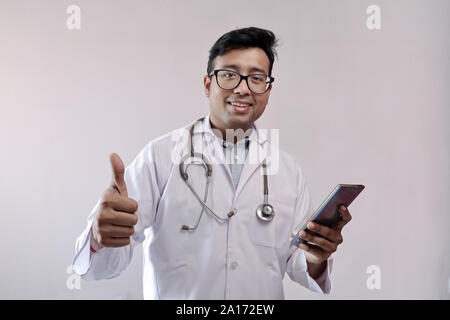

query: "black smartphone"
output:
291 184 365 246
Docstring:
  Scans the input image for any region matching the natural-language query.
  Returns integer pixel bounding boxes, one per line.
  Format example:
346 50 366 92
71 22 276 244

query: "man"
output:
73 27 352 299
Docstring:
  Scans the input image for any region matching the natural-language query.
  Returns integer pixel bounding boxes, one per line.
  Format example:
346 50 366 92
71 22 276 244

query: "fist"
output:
91 153 138 248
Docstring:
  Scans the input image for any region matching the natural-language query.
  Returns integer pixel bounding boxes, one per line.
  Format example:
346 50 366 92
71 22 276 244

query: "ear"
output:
203 75 211 98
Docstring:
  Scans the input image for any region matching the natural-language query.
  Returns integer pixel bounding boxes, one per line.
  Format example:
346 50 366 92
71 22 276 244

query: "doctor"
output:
73 27 352 299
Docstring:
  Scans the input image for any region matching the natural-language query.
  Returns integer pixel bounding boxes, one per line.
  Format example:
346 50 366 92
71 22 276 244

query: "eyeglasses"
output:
209 69 275 94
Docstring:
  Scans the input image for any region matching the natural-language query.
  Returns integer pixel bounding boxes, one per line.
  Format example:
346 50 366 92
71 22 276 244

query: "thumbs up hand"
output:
91 153 139 248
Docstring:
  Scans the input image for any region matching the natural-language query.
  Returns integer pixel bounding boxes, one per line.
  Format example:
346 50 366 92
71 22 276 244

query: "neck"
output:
209 118 252 144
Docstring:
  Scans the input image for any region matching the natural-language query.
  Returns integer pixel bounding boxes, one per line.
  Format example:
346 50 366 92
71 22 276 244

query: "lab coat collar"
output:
192 113 268 146
192 114 269 198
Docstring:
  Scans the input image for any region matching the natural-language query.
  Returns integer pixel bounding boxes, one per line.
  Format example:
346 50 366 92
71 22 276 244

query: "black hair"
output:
207 27 279 76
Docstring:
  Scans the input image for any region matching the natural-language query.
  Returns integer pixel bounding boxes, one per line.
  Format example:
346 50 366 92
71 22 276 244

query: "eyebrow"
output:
220 64 268 74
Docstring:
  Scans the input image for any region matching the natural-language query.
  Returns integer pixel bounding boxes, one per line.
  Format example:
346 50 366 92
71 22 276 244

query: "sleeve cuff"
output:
72 225 94 276
306 255 333 294
287 247 334 295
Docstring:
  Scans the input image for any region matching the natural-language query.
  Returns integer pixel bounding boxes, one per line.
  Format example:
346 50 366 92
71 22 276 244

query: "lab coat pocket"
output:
248 198 295 249
156 260 192 299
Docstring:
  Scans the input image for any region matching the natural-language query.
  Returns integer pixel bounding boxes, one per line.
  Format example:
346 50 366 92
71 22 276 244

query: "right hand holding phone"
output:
91 153 139 248
294 205 352 265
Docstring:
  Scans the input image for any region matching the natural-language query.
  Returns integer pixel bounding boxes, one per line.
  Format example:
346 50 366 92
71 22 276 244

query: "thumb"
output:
109 153 127 197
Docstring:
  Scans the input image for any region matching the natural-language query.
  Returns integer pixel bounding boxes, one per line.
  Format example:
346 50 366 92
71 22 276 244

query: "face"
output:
204 47 272 134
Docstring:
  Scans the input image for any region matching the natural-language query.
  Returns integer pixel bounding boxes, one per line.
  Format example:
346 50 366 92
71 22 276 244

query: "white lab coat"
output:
73 114 333 299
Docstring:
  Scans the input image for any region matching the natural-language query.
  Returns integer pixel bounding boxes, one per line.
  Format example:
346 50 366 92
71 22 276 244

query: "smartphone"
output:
291 184 365 246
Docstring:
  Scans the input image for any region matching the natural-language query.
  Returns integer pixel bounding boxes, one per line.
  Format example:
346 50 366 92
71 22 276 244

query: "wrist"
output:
90 230 103 253
307 259 327 280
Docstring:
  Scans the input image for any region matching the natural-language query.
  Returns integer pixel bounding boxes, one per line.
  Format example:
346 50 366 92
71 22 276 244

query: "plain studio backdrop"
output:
0 0 448 299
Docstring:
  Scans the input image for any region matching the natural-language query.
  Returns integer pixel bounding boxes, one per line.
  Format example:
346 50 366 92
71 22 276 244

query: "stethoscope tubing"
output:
180 118 274 230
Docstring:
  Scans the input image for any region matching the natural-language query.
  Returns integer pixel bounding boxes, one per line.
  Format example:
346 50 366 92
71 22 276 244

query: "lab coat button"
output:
231 261 238 270
227 209 237 217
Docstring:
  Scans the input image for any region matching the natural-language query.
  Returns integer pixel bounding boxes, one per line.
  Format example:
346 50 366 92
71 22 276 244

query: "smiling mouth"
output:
227 101 253 113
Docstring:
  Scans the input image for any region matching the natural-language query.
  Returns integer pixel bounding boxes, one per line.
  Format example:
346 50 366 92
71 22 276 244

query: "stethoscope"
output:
179 117 275 231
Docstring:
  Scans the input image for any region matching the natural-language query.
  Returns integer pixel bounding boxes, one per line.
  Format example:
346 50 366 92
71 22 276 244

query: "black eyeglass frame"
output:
208 69 275 94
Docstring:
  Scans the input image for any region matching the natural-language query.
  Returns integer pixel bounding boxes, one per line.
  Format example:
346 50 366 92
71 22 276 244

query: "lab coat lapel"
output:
235 130 268 199
199 116 234 190
209 134 235 188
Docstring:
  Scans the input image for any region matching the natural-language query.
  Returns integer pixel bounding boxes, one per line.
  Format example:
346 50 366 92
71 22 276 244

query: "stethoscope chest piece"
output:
256 204 275 222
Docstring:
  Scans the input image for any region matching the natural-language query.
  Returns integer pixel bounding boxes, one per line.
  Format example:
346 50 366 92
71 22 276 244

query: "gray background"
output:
0 0 448 299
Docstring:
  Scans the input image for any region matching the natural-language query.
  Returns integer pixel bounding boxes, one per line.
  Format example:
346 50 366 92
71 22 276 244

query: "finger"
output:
334 205 352 230
103 209 138 226
101 191 138 213
299 230 337 253
307 222 341 243
100 225 135 238
110 153 127 197
296 242 328 260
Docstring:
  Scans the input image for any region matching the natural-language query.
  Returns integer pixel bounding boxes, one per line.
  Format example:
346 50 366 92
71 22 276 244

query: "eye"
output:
250 75 265 82
224 72 237 78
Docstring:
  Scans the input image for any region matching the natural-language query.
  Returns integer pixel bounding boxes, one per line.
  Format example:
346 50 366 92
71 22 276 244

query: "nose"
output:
233 77 252 96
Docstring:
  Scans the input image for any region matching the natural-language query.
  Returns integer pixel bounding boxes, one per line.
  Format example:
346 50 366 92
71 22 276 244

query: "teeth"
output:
230 102 251 107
